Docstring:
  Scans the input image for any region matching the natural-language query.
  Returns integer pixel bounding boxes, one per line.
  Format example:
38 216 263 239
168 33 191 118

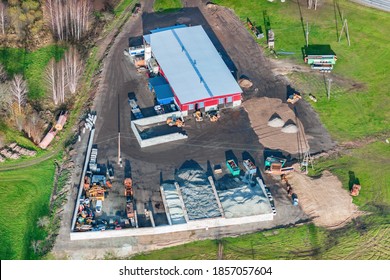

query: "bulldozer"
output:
166 116 184 127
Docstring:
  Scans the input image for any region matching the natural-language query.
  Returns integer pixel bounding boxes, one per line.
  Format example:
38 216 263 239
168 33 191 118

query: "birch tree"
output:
64 46 83 94
45 58 67 105
44 0 92 41
0 63 6 82
10 74 27 114
0 81 12 115
0 1 7 35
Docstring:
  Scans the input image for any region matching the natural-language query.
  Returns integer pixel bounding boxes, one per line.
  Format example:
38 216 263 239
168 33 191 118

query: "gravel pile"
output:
176 169 221 220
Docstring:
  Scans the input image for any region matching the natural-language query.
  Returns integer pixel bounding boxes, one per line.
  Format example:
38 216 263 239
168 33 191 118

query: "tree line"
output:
0 0 92 47
0 45 84 143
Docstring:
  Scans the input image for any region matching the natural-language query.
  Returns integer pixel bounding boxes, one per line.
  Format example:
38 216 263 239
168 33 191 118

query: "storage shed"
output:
148 76 174 105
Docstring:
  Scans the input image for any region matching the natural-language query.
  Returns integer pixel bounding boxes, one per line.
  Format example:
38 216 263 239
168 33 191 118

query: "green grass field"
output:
0 159 56 259
154 0 183 13
0 46 66 100
214 0 390 141
132 218 390 260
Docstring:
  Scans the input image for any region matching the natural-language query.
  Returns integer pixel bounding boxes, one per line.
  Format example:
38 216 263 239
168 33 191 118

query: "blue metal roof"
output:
150 24 187 34
145 25 242 104
149 76 168 87
155 84 174 104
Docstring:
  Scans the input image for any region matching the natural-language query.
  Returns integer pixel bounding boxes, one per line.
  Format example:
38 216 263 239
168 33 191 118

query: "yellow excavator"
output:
193 110 204 121
166 116 184 127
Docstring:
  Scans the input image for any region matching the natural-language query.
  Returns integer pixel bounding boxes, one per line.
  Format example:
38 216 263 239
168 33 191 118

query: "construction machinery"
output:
124 178 133 197
243 159 257 175
86 185 106 201
226 159 240 176
193 110 203 122
265 156 293 175
287 93 302 104
124 178 136 226
166 116 184 127
206 110 220 122
246 17 263 39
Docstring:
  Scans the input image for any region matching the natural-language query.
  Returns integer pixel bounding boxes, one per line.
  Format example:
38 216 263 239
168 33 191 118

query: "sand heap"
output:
281 123 298 133
268 115 285 128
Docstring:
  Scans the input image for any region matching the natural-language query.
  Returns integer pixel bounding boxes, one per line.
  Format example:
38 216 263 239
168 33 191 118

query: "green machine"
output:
303 45 337 72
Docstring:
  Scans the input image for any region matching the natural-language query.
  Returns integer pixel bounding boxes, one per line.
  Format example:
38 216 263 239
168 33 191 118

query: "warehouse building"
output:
142 25 242 115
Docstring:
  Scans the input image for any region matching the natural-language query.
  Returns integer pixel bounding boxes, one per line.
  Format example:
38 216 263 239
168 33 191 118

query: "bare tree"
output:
10 74 27 114
64 46 83 94
44 0 91 41
45 58 67 105
0 81 12 115
0 63 6 82
0 1 7 35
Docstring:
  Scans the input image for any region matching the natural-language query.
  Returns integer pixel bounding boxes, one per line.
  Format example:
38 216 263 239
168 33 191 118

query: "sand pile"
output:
238 78 253 88
281 123 298 133
268 115 285 128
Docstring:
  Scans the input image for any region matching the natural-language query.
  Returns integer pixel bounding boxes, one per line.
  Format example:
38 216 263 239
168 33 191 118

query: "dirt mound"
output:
243 97 309 154
268 115 285 128
281 123 298 133
238 78 253 89
286 168 363 229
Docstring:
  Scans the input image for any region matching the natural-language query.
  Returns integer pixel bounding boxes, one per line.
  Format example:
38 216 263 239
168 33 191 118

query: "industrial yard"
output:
52 0 365 259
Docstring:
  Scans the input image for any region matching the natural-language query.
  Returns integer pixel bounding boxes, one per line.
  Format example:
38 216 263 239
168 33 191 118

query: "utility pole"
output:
306 22 309 47
117 93 122 167
327 78 332 101
314 0 318 10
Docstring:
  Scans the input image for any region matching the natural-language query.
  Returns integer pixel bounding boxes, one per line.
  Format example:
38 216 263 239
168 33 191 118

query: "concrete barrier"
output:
130 111 188 148
71 128 95 231
70 212 273 241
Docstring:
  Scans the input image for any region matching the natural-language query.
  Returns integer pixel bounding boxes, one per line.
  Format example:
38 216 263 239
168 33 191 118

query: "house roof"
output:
145 25 242 104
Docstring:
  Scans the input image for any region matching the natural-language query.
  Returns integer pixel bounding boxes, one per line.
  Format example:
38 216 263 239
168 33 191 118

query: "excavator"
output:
193 110 204 122
166 116 184 127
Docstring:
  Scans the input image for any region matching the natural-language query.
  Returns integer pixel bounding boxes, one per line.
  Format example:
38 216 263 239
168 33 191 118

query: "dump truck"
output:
227 159 240 176
243 159 256 175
